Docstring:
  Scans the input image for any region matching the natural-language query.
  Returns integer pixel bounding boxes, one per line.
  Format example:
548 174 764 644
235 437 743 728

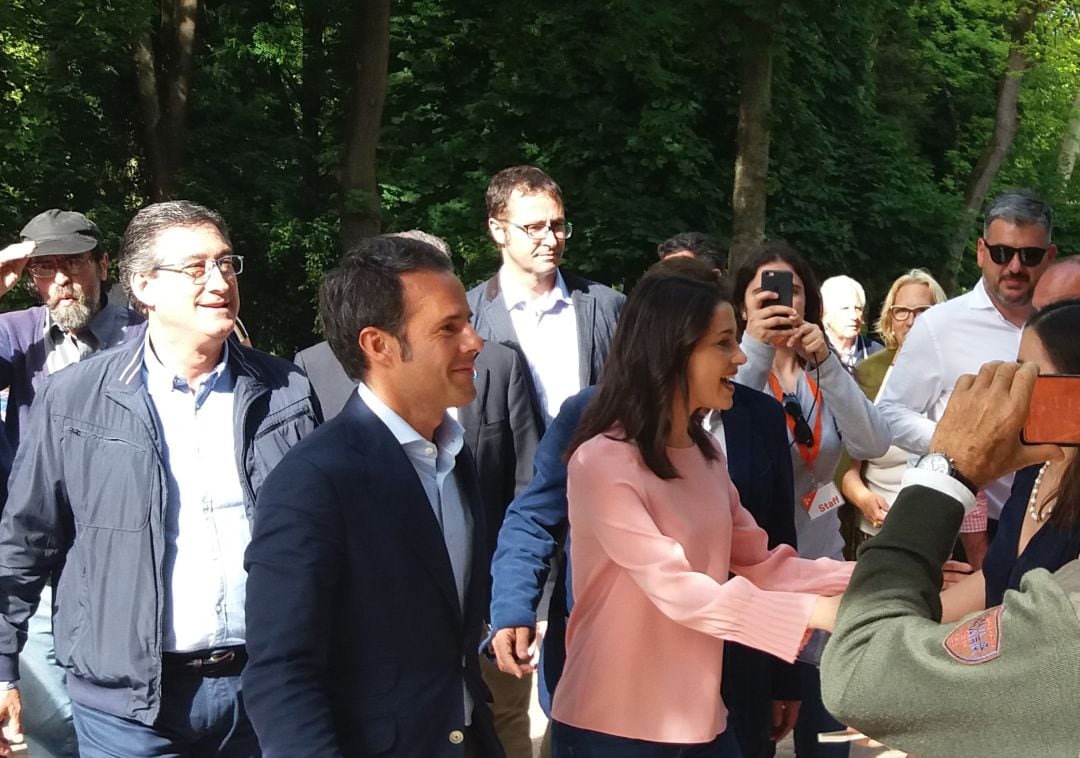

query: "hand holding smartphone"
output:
1022 374 1080 446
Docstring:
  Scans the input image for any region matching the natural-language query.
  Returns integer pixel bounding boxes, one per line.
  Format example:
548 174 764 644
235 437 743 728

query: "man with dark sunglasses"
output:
879 189 1057 569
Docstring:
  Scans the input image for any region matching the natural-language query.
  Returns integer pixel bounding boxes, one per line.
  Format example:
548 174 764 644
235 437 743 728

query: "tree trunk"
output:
134 32 170 201
165 0 198 188
941 1 1043 293
1058 90 1080 183
728 7 778 274
133 0 199 201
299 1 328 218
340 0 391 250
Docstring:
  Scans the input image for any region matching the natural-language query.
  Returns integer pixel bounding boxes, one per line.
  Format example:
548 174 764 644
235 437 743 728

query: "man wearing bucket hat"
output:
0 209 143 758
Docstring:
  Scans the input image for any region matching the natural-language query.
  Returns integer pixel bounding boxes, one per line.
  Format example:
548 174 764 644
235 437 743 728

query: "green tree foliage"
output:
1 0 1077 352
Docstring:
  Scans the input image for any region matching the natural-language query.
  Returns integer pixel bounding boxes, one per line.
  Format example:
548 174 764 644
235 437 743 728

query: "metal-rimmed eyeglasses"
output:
504 220 573 241
152 255 244 284
26 253 95 279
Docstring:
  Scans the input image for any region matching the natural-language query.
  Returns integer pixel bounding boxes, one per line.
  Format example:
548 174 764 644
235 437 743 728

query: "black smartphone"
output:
1022 374 1080 446
761 269 793 309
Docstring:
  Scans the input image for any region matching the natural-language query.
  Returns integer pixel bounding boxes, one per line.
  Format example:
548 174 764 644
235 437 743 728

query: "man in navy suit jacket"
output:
244 236 504 757
488 380 798 758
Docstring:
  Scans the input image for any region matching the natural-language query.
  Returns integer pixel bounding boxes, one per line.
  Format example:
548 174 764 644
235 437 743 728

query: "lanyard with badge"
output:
768 373 842 520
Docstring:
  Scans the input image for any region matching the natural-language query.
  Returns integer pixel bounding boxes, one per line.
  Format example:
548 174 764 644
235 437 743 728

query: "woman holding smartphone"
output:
940 298 1080 622
550 259 852 757
731 241 891 757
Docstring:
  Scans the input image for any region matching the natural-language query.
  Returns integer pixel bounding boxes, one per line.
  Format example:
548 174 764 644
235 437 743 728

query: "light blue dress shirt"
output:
144 340 250 653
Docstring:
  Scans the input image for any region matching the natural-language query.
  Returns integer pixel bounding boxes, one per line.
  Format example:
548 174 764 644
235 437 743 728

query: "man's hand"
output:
0 242 33 297
490 626 537 678
0 687 23 757
930 361 1063 489
769 699 800 741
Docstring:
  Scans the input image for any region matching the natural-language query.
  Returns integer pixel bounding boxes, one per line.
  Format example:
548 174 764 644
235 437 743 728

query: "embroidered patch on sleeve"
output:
943 605 1004 664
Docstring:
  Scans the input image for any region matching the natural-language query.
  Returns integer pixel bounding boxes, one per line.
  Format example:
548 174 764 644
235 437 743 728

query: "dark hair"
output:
656 232 726 271
731 240 824 336
1026 298 1080 532
567 257 729 479
485 166 563 219
119 200 232 314
319 235 454 381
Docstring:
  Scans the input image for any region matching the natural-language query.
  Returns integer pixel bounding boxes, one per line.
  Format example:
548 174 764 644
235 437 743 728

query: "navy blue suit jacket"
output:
487 383 797 730
244 394 503 757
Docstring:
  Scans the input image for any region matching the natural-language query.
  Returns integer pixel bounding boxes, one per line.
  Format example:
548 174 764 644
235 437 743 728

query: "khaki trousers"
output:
480 654 534 758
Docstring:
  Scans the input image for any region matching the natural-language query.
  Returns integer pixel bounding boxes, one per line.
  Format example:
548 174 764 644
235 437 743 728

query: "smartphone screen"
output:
761 269 793 309
1022 374 1080 446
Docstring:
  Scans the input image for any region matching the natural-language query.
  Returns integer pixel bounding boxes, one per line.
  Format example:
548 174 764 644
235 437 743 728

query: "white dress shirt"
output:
144 340 250 653
498 268 581 424
877 280 1022 519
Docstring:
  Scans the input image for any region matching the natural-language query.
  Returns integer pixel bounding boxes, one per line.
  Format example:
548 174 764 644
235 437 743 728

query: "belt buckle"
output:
188 649 235 669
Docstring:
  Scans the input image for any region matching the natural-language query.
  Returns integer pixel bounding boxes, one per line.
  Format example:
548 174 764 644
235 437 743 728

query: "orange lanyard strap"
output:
768 373 823 473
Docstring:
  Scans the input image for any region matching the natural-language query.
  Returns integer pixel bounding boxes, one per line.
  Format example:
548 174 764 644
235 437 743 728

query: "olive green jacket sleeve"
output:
821 485 1080 758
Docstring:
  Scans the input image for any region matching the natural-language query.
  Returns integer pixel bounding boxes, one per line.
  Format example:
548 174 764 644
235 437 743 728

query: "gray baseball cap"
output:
20 209 102 256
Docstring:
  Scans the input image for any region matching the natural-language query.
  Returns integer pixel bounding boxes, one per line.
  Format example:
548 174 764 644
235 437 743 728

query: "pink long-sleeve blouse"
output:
550 433 854 744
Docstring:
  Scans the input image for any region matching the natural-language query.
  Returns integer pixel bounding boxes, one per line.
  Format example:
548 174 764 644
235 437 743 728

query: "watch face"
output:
919 453 951 474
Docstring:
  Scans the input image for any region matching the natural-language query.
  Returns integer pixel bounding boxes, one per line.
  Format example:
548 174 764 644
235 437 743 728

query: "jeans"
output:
552 721 743 758
71 666 258 758
20 585 78 758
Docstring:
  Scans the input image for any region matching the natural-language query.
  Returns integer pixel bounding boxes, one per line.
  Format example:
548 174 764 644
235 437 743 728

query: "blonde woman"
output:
840 269 947 537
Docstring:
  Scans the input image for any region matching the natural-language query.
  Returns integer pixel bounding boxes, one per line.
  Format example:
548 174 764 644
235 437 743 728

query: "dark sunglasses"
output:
782 393 815 447
983 240 1048 267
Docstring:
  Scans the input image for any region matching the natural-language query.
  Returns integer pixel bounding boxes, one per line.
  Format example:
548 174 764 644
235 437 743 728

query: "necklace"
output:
1027 462 1054 523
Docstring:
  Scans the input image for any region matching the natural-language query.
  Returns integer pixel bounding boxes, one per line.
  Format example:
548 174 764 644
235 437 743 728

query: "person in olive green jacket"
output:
821 360 1077 758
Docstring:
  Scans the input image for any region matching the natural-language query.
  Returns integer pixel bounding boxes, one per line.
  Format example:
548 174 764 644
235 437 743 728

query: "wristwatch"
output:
913 452 978 496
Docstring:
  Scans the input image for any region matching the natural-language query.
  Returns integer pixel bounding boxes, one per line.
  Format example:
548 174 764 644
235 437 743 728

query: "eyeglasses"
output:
983 241 1048 267
782 393 815 447
152 255 244 284
888 304 933 322
504 220 573 241
26 254 95 279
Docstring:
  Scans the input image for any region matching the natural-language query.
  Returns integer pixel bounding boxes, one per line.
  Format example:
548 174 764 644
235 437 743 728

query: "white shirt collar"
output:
356 382 464 455
498 268 572 312
969 279 997 310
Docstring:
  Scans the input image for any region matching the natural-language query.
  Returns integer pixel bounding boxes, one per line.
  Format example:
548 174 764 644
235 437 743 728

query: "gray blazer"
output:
293 339 541 564
466 269 625 426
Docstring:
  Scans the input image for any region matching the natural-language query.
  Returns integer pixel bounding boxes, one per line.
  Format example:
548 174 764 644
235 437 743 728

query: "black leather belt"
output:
162 646 247 678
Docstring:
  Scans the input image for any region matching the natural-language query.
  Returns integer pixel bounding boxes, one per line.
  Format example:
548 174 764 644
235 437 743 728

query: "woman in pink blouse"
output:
550 260 853 757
